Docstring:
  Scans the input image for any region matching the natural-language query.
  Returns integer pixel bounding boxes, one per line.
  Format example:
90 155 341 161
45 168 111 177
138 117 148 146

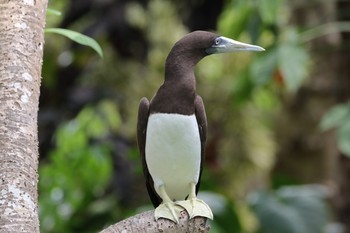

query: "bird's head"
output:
165 31 264 78
175 30 264 53
168 31 264 65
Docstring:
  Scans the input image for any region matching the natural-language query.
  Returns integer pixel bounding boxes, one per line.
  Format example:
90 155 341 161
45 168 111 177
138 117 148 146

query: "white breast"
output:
145 113 201 201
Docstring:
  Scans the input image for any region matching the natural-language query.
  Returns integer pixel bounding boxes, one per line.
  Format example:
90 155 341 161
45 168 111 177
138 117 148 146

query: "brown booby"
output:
137 31 264 223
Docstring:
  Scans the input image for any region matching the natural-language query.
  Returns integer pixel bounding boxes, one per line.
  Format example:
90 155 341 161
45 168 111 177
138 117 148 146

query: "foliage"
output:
45 8 103 58
248 185 330 233
47 8 62 16
219 0 310 93
45 28 103 58
196 192 243 233
39 101 120 233
321 101 350 157
250 35 309 92
38 0 340 232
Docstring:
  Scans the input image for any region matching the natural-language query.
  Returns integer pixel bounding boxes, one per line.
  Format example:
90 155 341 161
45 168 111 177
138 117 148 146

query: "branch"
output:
100 210 210 233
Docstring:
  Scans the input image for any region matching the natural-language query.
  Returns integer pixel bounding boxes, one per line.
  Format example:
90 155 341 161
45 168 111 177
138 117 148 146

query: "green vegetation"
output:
39 0 348 232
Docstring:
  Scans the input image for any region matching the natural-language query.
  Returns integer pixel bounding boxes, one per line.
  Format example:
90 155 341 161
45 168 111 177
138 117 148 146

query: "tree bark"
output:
100 210 210 233
0 0 47 232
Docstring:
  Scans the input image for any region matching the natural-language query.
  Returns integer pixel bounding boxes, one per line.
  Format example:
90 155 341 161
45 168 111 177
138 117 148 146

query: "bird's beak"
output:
206 36 265 54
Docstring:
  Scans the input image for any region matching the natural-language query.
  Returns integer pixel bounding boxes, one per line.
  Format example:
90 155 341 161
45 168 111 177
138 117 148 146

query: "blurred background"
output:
39 0 350 232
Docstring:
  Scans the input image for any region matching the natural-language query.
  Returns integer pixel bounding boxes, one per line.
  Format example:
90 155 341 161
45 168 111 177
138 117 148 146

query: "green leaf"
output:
320 102 350 131
250 192 308 233
247 13 263 43
55 121 87 153
320 102 350 157
97 100 121 132
277 184 330 199
250 47 278 86
218 1 251 38
77 106 108 137
278 42 309 92
231 68 255 107
45 28 103 58
258 0 283 24
249 185 330 233
337 121 350 157
47 8 62 16
39 103 113 232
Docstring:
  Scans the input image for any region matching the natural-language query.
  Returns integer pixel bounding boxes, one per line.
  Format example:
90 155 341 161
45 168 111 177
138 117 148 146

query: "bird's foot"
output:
154 202 184 223
176 198 213 220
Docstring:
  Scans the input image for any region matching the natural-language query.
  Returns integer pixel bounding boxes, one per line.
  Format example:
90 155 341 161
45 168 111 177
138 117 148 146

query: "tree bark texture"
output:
100 210 210 233
0 0 47 232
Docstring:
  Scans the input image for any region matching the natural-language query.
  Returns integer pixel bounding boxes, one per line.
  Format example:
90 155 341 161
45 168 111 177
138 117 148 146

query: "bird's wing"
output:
194 95 207 194
137 97 162 207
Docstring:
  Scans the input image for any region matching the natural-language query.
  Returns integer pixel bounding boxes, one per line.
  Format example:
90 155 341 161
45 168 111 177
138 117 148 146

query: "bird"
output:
137 31 264 223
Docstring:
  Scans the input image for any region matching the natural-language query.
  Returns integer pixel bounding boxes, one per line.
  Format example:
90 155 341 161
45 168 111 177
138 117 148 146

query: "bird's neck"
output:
164 56 196 102
149 48 205 115
164 49 203 88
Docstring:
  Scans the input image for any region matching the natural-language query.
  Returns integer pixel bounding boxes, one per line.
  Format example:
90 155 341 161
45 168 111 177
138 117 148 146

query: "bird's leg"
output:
154 185 184 223
176 182 213 220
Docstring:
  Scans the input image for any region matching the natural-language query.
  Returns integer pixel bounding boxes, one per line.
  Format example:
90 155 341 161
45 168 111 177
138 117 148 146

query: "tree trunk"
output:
0 0 47 232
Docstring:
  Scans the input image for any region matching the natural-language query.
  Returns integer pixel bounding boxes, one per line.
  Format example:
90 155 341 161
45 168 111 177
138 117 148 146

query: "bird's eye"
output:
214 38 221 45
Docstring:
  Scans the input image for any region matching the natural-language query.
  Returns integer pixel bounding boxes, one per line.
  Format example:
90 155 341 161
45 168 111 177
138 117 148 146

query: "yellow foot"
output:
176 198 213 220
154 202 184 223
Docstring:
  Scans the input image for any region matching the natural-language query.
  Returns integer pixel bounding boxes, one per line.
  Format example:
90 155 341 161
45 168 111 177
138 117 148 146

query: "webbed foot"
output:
176 182 213 220
154 201 184 223
176 197 213 220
